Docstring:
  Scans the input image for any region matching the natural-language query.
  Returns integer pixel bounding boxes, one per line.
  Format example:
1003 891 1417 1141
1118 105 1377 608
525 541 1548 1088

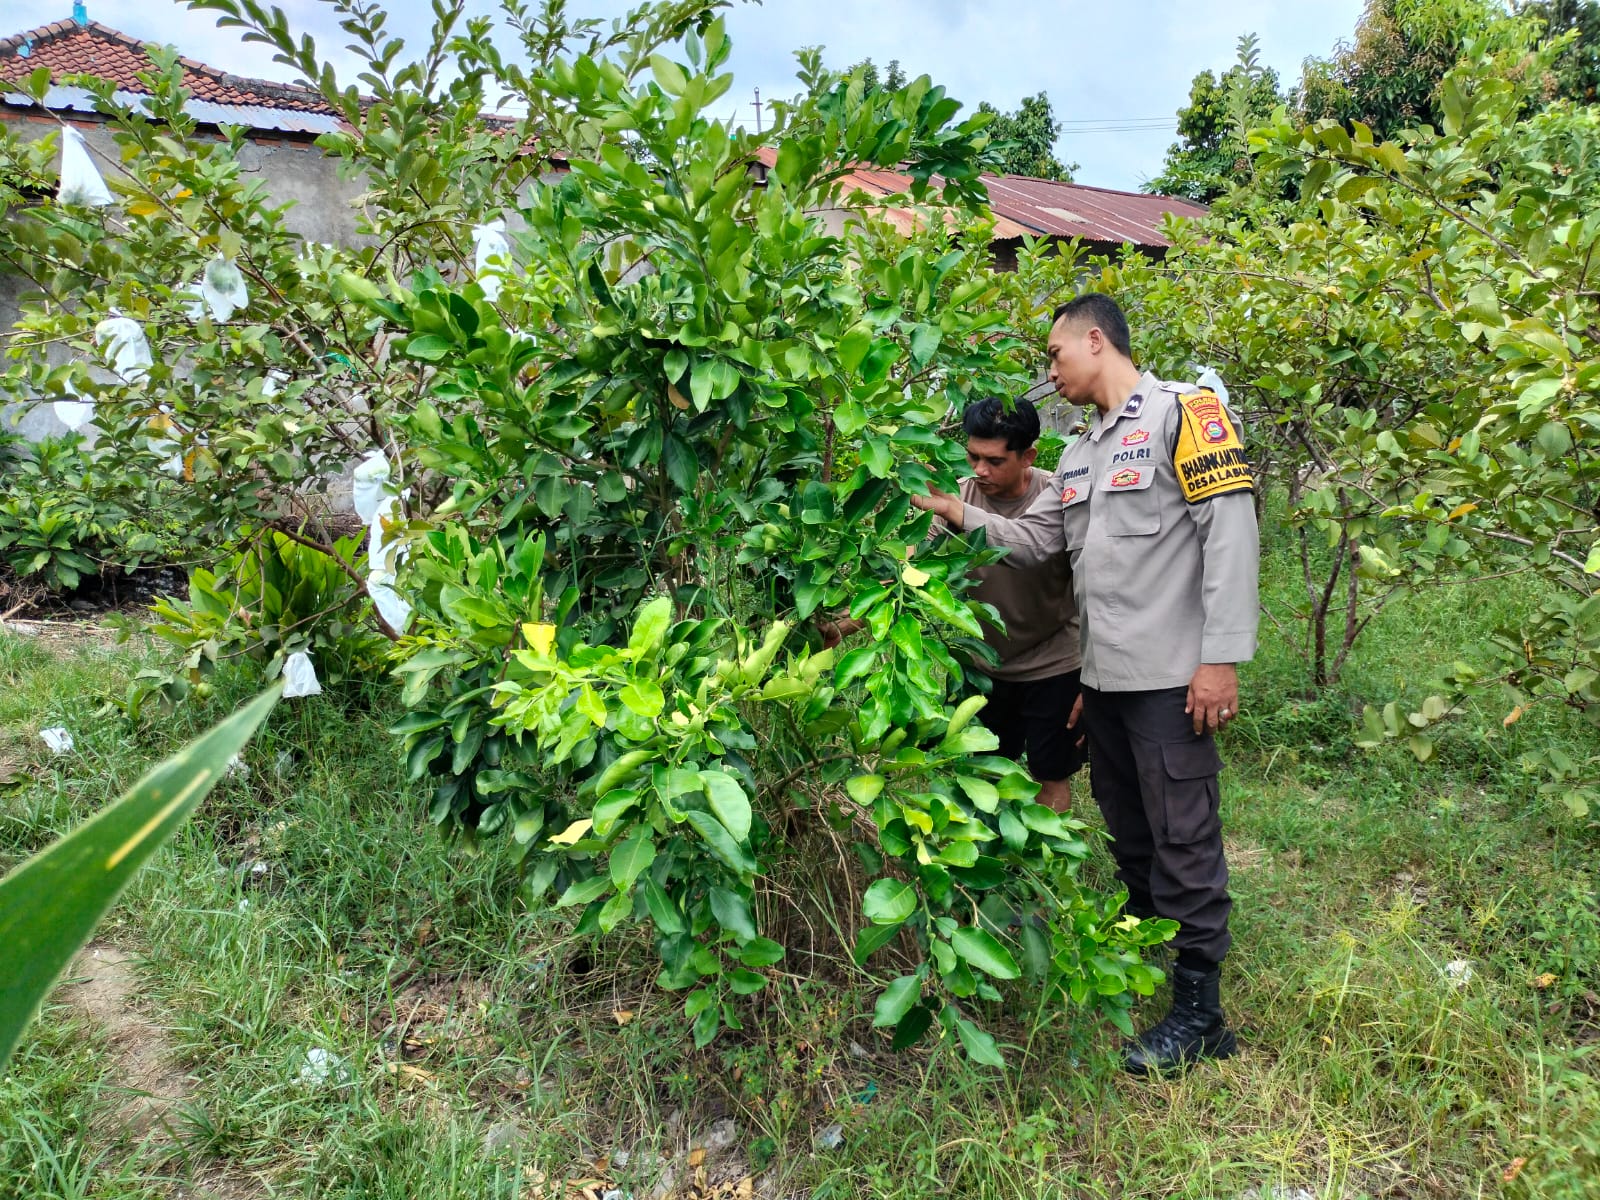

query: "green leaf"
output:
1463 281 1500 326
734 937 785 967
853 920 902 964
701 770 752 843
609 827 656 888
955 776 999 811
597 889 633 932
629 596 674 658
955 1017 1006 1067
405 334 453 362
649 54 688 96
709 886 757 941
838 326 872 373
684 810 756 875
951 926 1020 980
891 1003 934 1050
872 974 922 1027
556 875 611 907
619 680 665 719
862 878 918 925
642 877 686 935
846 774 885 805
0 687 279 1068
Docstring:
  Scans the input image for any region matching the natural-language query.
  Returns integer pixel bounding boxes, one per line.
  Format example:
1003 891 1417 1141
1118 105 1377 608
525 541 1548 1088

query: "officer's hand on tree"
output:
1187 663 1239 735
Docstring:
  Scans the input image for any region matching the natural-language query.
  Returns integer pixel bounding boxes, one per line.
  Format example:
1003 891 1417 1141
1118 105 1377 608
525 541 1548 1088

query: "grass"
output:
1 525 1598 1199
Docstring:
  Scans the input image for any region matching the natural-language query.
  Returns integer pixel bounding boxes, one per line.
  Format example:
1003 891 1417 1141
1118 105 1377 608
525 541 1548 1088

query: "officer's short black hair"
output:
962 396 1040 454
1051 293 1133 359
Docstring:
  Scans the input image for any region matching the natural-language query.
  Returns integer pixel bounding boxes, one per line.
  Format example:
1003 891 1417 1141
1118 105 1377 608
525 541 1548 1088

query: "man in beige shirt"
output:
948 396 1084 813
821 397 1084 811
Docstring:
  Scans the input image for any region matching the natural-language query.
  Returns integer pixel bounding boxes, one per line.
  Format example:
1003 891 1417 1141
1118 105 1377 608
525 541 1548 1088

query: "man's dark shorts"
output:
978 669 1087 781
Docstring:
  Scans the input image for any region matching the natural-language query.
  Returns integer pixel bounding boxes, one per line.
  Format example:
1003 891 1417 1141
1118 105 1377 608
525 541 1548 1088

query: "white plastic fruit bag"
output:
94 315 152 384
199 256 249 322
281 651 322 699
57 126 112 207
472 219 510 302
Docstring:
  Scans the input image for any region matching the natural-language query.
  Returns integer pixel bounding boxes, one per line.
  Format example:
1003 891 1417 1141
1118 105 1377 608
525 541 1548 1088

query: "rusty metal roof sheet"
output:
749 146 1203 249
978 175 1208 246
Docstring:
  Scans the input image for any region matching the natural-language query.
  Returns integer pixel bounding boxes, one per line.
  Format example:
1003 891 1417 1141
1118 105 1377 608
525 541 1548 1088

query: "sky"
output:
14 1 1368 191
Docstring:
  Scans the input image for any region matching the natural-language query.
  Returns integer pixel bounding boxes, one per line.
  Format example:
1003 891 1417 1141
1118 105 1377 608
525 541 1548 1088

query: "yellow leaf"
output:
549 818 592 845
521 622 557 657
383 1062 435 1089
1446 502 1478 521
612 1009 635 1026
688 1148 707 1168
900 564 930 588
126 198 161 217
1535 972 1557 989
1502 705 1525 727
667 382 691 411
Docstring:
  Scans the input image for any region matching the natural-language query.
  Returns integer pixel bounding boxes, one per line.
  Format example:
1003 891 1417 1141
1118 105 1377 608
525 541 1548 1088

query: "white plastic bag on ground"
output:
282 651 322 699
295 1047 351 1087
472 219 510 302
57 125 112 207
40 727 74 754
1197 366 1230 407
200 256 249 322
94 315 152 384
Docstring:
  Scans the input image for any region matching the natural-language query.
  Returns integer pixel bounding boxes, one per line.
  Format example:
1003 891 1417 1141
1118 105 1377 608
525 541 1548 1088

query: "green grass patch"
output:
1 554 1597 1197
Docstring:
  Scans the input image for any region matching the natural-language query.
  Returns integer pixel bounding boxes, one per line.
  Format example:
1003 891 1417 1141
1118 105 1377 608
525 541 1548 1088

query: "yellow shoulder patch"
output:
1173 390 1253 503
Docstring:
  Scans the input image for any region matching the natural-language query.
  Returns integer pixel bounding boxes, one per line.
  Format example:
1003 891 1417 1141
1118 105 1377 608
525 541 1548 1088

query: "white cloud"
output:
27 0 1366 189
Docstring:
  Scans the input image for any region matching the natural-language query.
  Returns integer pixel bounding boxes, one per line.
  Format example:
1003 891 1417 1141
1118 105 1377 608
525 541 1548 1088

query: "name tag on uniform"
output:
1058 464 1091 505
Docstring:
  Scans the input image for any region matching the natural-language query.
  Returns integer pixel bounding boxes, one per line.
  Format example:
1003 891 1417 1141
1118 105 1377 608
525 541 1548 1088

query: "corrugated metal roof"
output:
979 175 1208 246
749 146 1203 249
19 84 342 134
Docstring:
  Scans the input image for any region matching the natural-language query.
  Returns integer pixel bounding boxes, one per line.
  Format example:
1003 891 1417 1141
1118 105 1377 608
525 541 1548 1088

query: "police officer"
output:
911 293 1259 1075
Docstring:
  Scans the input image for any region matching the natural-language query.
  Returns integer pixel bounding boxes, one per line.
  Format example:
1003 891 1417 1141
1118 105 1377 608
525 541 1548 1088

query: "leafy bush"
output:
123 530 388 718
0 434 192 594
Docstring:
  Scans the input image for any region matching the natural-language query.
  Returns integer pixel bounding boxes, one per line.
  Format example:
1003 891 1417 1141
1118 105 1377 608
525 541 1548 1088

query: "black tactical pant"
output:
1080 685 1232 963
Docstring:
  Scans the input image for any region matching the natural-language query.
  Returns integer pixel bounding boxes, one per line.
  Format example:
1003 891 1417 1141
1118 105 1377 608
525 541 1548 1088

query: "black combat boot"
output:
1124 962 1237 1077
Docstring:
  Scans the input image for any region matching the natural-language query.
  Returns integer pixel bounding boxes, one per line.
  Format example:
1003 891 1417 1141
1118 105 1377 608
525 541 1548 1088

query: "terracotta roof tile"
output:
0 19 334 114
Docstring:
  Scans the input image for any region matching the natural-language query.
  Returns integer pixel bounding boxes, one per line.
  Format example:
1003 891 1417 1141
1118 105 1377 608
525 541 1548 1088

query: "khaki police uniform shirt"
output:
960 372 1259 692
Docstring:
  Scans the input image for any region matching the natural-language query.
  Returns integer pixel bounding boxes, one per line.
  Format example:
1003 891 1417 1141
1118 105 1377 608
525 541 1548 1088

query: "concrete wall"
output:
1 109 369 442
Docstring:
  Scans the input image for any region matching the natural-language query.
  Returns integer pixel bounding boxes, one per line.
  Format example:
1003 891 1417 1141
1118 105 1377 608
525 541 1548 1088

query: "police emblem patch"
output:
1109 468 1141 488
1120 428 1151 447
1060 486 1078 504
1174 389 1253 503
